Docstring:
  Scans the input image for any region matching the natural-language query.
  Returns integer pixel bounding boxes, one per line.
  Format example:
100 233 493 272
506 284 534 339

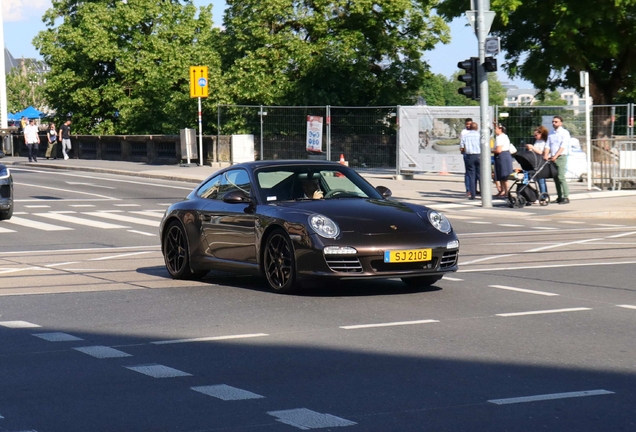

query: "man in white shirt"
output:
544 116 570 204
23 119 40 163
459 122 481 200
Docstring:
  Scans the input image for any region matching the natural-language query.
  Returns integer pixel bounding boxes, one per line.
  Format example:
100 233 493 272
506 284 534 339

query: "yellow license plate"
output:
384 248 432 263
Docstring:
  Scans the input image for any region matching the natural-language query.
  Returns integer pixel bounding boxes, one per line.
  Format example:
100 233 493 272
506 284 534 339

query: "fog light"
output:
447 240 459 249
324 246 357 255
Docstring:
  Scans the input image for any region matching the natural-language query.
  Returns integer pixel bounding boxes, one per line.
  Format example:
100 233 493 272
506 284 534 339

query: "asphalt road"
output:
1 167 635 431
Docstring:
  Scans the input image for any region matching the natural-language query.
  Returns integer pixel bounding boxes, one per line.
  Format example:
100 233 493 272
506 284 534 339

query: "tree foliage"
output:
419 72 506 106
34 0 223 134
437 0 636 104
6 62 48 113
221 0 450 106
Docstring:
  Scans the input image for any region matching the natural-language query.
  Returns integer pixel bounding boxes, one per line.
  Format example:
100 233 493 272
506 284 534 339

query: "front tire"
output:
163 220 206 280
263 229 298 293
401 275 442 288
0 205 12 221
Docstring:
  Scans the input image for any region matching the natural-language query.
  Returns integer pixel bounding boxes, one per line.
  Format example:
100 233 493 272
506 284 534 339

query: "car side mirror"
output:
223 189 252 204
375 186 392 198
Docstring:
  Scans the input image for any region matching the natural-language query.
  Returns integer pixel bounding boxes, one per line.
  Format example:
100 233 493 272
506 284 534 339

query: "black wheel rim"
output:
265 233 292 289
165 224 187 275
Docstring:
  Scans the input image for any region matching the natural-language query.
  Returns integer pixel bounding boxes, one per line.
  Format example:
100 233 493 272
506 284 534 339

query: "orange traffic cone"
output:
440 157 449 175
339 153 346 164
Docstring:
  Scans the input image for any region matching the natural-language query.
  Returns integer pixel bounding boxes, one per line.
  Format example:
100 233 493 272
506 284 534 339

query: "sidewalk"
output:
4 157 636 219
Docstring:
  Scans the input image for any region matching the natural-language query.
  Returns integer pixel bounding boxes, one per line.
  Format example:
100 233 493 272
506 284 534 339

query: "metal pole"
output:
0 4 8 129
198 97 203 166
477 0 492 207
215 104 220 163
396 105 401 176
260 105 264 161
584 72 592 190
326 105 331 160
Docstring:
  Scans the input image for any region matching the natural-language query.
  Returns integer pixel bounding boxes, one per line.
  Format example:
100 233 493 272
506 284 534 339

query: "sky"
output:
2 0 530 88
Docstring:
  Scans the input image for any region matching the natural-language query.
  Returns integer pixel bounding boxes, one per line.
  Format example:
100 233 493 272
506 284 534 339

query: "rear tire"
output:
401 275 442 288
163 220 206 280
263 228 298 293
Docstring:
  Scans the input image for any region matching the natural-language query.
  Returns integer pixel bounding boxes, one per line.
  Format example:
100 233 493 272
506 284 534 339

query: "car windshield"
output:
256 166 382 202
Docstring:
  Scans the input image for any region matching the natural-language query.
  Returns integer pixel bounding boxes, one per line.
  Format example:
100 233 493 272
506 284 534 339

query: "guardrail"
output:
1 133 231 164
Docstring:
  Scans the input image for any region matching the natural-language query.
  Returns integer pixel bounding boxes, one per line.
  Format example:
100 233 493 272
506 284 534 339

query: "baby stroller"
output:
507 150 556 208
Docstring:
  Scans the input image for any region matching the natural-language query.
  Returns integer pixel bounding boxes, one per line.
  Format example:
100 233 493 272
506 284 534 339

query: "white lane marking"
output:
458 226 632 238
431 203 471 209
5 216 74 231
607 231 636 239
0 267 45 275
129 210 164 218
151 333 269 345
340 319 438 330
69 204 96 208
498 224 524 227
34 212 129 229
497 307 591 317
0 245 159 257
489 285 559 296
0 226 16 233
24 205 50 208
44 262 80 267
127 230 156 236
89 251 152 261
83 211 160 227
114 204 141 207
74 346 132 358
468 221 492 224
596 224 625 227
488 389 614 405
459 260 636 273
158 203 173 206
66 182 116 189
48 211 76 214
17 182 119 200
617 305 636 310
0 321 42 328
445 214 478 220
33 332 83 342
125 364 192 378
267 408 357 429
559 221 586 224
443 276 463 281
460 254 517 266
531 226 558 230
524 238 600 253
191 385 265 401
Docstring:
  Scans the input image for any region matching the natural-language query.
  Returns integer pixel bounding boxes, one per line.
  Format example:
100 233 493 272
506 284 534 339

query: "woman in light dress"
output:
492 124 514 198
525 125 549 195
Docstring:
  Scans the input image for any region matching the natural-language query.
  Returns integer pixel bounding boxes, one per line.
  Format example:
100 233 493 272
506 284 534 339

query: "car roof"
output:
232 160 349 171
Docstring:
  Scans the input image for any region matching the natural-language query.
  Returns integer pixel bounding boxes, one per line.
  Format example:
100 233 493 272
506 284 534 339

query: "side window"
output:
217 169 252 200
197 174 222 199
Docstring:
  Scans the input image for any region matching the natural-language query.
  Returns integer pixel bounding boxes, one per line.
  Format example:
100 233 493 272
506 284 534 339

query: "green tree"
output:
6 62 48 113
34 0 224 134
416 72 447 106
535 90 568 106
221 0 450 106
437 0 636 105
444 72 505 106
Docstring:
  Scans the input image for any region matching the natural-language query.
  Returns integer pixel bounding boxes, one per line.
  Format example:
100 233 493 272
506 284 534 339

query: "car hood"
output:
273 199 434 234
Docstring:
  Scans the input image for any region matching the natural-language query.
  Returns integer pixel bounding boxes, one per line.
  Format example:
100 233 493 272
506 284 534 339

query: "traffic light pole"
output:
477 0 492 208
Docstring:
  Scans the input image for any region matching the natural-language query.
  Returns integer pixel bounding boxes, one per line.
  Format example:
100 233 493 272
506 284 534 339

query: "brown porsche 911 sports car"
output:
160 160 459 293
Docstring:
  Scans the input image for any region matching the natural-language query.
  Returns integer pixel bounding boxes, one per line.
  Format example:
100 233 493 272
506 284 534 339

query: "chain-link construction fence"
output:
218 103 636 188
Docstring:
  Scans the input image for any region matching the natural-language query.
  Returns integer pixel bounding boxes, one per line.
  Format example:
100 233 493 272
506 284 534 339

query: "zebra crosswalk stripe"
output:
34 212 129 229
5 216 74 231
82 211 160 227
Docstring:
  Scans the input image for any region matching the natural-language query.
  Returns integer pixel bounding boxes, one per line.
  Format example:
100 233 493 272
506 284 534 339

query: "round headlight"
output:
309 214 340 239
428 210 452 233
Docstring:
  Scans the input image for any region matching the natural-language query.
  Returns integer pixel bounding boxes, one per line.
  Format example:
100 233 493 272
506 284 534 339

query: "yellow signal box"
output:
190 66 209 98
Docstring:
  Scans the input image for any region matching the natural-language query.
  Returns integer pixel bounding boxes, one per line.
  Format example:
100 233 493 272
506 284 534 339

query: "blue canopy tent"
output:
13 106 43 119
7 112 21 121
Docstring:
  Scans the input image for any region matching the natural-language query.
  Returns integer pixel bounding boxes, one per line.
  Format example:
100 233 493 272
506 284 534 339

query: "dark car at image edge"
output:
159 160 459 293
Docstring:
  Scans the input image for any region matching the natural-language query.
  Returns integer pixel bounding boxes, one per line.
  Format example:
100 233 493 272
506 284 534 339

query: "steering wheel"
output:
324 189 348 198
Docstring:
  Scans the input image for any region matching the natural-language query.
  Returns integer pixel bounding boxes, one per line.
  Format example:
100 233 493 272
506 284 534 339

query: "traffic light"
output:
484 56 497 72
457 57 480 101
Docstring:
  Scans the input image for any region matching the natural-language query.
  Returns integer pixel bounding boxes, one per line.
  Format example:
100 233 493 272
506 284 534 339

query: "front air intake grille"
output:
325 256 363 273
440 250 458 268
0 185 10 199
371 259 437 272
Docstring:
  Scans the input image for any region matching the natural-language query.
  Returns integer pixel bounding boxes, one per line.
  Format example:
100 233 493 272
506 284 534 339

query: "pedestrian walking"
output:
59 119 72 160
460 118 480 197
45 123 58 160
24 119 40 162
526 125 549 196
492 124 514 198
544 116 570 204
459 121 480 200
